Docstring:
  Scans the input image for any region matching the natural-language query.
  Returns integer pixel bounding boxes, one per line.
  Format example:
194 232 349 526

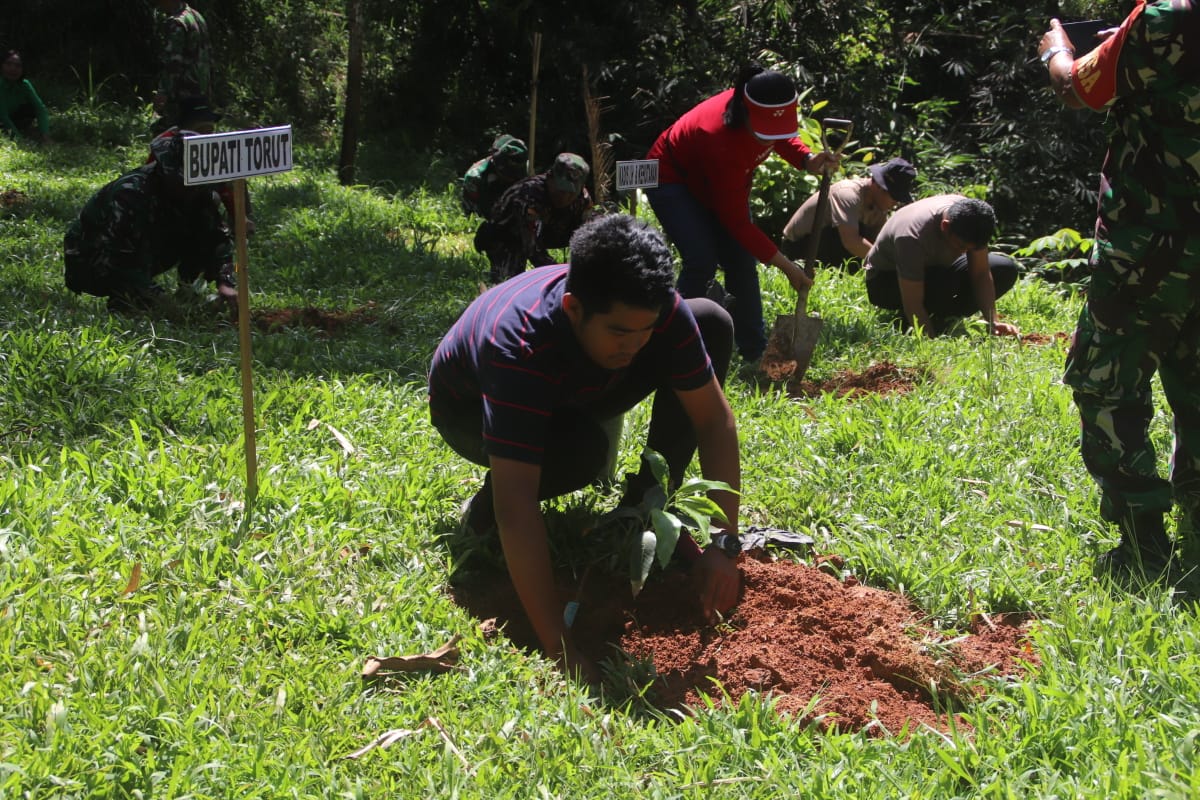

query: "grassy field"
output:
3 127 1200 799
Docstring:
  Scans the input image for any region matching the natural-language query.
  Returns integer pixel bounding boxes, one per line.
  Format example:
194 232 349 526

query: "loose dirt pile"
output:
252 304 397 335
757 358 929 400
1019 331 1070 347
452 551 1037 734
1 188 28 210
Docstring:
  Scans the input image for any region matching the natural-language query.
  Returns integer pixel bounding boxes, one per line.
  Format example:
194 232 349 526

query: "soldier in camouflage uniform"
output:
474 152 593 285
1040 0 1200 580
151 0 213 135
461 134 528 219
63 133 235 313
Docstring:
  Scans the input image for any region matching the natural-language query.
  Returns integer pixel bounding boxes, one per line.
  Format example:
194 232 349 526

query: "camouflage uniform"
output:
1061 0 1200 547
475 153 593 284
63 136 234 310
154 2 213 134
461 134 528 219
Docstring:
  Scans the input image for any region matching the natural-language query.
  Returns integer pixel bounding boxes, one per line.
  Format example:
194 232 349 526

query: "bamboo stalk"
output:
529 32 542 176
582 66 613 207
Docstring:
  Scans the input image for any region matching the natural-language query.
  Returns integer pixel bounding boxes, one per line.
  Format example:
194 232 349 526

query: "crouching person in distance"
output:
429 214 742 683
63 132 236 313
862 194 1020 336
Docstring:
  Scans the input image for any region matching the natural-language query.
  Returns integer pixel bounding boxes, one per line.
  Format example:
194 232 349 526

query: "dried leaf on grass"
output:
342 716 472 770
342 725 423 760
122 563 143 595
307 418 355 455
361 635 463 679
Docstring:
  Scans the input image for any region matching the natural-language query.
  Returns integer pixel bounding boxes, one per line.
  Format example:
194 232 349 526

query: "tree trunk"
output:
338 0 364 185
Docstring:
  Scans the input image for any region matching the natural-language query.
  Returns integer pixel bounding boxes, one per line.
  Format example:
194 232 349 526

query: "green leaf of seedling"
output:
673 478 736 499
650 509 682 568
673 495 727 539
642 449 670 488
630 529 657 597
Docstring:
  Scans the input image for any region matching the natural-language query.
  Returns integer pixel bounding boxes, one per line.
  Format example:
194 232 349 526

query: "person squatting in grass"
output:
643 64 841 364
460 134 529 220
1041 0 1200 582
473 152 594 286
781 157 918 273
861 194 1021 337
429 214 742 683
0 50 50 143
62 133 236 313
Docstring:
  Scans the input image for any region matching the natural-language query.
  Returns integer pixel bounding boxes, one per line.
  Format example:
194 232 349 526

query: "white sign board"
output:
615 159 659 191
184 125 294 185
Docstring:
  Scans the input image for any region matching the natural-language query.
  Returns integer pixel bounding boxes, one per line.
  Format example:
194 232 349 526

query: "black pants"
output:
6 103 39 138
436 297 734 503
865 253 1019 320
781 231 862 274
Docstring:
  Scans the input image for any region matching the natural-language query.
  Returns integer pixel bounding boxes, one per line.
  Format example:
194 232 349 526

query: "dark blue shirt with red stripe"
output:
429 265 714 466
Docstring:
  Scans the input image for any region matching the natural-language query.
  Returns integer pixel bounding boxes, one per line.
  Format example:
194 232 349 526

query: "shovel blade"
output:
790 315 823 380
770 313 797 351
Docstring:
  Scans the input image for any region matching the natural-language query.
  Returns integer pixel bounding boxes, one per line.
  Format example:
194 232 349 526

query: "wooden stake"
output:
232 178 258 508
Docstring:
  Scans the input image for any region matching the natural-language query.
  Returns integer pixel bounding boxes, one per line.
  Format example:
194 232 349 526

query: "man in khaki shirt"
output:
782 158 916 272
863 194 1019 336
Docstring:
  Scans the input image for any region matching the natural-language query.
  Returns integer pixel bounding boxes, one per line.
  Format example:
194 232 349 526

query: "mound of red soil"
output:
1019 331 1070 346
1 188 28 209
452 551 1037 734
756 359 928 400
252 304 396 335
789 361 929 400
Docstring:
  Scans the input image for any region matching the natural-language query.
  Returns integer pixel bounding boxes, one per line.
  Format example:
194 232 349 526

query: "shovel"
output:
771 117 854 379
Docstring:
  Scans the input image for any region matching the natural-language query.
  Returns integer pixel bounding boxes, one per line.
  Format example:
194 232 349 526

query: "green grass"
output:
3 127 1200 799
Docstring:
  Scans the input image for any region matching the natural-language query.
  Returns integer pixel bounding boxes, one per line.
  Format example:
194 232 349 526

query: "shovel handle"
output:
793 284 811 319
801 118 854 273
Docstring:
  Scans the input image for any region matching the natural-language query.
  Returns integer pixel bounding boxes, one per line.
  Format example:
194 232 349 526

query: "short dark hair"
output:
567 215 675 316
944 198 996 247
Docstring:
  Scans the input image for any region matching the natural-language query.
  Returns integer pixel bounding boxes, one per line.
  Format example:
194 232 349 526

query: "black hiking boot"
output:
1095 511 1179 586
106 283 164 314
458 477 497 538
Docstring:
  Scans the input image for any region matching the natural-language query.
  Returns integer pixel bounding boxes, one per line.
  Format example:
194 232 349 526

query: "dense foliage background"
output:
5 0 1125 237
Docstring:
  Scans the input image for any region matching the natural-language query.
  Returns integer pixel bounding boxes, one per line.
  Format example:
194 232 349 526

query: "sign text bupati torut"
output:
184 125 293 185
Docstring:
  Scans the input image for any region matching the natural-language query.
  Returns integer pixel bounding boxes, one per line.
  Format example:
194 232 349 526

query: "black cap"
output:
177 95 222 126
869 158 917 204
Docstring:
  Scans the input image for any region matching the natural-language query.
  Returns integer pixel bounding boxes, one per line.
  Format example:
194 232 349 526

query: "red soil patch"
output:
1019 331 1070 346
452 550 1038 734
251 303 396 335
1 188 28 209
758 358 928 400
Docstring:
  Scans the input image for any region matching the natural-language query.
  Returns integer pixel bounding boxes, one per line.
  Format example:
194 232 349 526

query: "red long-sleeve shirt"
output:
646 88 811 263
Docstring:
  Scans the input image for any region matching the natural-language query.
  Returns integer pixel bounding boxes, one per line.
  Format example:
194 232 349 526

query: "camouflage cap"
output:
547 152 589 195
492 134 526 157
148 133 185 180
491 134 528 177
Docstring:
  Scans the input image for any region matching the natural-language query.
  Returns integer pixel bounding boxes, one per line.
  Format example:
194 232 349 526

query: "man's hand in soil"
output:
692 547 741 622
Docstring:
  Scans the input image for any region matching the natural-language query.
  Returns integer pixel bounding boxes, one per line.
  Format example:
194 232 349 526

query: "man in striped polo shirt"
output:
430 214 742 683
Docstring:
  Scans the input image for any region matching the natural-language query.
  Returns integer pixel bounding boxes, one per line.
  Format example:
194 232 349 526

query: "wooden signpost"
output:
183 125 294 507
614 159 659 193
614 158 658 215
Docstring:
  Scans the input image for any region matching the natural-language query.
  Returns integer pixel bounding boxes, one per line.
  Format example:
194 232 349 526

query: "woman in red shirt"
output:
646 65 837 363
